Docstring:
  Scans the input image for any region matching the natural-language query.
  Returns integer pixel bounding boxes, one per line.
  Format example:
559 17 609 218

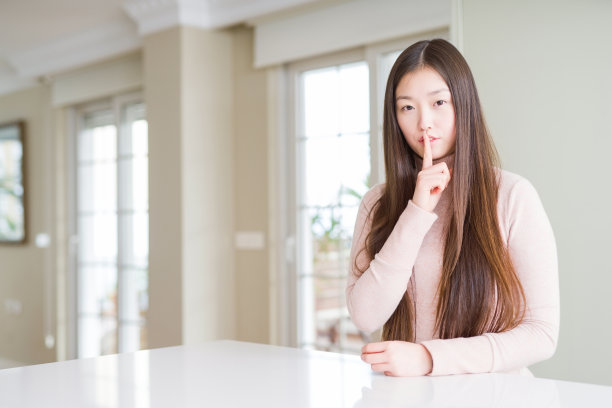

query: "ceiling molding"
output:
254 0 451 68
0 62 38 96
123 0 201 36
6 20 141 79
0 0 326 97
123 0 323 35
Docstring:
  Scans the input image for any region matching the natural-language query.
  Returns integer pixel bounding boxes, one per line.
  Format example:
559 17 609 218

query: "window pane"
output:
0 130 24 240
301 134 369 209
120 268 148 323
338 134 370 207
0 138 22 176
309 207 352 261
0 193 24 240
297 59 371 354
119 267 148 353
79 121 116 162
76 100 149 359
78 213 117 263
120 323 147 353
131 120 148 156
119 157 148 211
120 103 147 157
79 265 117 317
78 316 117 358
121 213 149 269
301 137 342 207
314 277 347 350
78 162 117 213
0 133 24 240
377 50 402 128
302 67 339 137
339 63 369 134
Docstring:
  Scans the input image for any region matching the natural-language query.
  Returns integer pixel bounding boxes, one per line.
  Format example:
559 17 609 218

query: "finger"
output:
422 132 432 170
361 351 388 365
418 174 449 193
362 342 389 354
421 162 448 173
419 164 451 183
371 363 393 373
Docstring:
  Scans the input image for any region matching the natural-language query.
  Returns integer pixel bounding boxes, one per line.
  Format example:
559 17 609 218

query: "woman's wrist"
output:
420 344 433 375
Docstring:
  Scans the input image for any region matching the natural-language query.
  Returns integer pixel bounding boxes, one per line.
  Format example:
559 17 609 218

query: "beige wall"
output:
1 24 267 365
0 85 56 365
232 27 270 344
144 25 236 347
462 0 612 385
180 26 235 344
143 27 184 348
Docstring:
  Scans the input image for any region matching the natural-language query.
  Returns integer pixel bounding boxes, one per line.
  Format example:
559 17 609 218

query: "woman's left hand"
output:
361 341 433 377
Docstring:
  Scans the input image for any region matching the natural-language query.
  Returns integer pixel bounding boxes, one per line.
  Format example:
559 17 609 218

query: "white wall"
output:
462 0 612 386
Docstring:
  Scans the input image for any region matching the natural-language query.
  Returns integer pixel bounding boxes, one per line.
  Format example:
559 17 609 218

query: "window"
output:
288 32 447 353
294 59 371 352
73 94 149 358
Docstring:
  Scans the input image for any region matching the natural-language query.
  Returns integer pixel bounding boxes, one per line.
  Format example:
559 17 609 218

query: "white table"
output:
1 340 611 407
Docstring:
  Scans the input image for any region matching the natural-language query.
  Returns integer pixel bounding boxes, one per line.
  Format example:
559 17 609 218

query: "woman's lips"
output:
418 137 439 144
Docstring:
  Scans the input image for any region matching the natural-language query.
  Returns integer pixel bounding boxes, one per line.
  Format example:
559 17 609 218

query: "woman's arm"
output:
346 185 439 333
420 177 560 375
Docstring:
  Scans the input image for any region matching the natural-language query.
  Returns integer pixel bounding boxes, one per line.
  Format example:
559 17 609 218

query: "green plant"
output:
310 173 370 255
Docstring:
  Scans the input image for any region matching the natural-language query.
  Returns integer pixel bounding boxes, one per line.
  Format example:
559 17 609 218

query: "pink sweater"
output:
346 155 559 376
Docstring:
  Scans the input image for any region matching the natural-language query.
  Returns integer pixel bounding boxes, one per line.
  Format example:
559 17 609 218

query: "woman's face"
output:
395 67 456 160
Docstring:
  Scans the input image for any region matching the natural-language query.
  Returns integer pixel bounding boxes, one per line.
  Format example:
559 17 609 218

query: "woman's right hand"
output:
411 134 452 213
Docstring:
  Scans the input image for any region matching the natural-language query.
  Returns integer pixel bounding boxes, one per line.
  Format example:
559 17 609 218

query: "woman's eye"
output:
401 105 414 111
435 100 447 106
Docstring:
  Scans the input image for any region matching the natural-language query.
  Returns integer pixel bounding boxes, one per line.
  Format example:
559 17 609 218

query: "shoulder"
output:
361 183 386 210
495 168 548 228
496 168 540 204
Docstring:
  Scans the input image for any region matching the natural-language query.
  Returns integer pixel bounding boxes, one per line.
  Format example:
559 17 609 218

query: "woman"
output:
346 39 559 377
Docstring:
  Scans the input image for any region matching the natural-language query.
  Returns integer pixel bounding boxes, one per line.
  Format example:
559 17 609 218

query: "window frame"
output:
287 48 370 350
277 29 449 351
68 91 148 359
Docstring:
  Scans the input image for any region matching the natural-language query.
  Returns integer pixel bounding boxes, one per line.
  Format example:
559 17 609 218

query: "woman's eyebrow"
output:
428 88 450 95
396 88 450 101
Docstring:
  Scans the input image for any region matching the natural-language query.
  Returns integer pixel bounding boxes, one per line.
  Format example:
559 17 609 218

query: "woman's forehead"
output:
396 67 450 98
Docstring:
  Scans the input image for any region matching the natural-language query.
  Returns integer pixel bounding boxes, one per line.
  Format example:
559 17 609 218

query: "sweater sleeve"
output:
421 177 560 376
346 185 438 334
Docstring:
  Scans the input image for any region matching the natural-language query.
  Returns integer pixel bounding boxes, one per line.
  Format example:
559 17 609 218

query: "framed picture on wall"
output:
0 121 26 244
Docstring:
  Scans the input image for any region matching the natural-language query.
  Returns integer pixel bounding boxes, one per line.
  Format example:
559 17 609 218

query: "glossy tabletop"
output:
1 340 611 407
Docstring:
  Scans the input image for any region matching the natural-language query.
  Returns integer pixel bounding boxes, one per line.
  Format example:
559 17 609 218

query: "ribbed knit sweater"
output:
346 155 559 376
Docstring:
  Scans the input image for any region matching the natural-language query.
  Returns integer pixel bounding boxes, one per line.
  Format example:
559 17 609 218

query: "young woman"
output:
346 39 559 377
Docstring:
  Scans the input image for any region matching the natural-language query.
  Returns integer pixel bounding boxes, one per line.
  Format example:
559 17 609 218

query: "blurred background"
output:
0 0 611 386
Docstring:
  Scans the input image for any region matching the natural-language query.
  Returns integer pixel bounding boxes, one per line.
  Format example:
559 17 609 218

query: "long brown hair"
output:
358 39 525 342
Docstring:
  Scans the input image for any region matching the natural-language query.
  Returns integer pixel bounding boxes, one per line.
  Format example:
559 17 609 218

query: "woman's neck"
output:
414 152 455 169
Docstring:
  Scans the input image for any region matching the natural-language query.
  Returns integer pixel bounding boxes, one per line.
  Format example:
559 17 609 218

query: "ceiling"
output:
0 0 328 96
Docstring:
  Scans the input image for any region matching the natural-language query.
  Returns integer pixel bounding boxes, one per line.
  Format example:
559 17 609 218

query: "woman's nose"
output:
418 109 433 130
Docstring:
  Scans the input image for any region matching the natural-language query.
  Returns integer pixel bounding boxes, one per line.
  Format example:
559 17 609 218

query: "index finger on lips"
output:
422 132 433 170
